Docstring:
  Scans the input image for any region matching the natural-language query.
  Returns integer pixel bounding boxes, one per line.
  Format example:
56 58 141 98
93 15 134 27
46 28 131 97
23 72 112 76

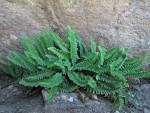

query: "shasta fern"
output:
0 26 150 110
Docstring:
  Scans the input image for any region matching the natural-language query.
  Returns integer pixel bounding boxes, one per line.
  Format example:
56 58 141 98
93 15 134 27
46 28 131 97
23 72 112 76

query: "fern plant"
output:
0 26 150 110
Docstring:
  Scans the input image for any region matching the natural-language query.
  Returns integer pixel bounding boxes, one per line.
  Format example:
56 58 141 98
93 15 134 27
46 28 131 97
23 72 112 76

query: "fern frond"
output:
19 36 39 56
6 52 36 71
125 70 150 78
105 47 119 60
123 53 148 71
110 54 126 71
86 85 119 95
68 71 96 88
89 37 96 53
32 36 46 58
20 73 63 88
98 44 106 66
36 33 49 55
58 79 78 92
22 70 56 81
0 63 23 77
74 53 98 70
42 31 54 49
81 65 100 73
48 87 58 101
54 60 66 74
96 74 120 84
50 32 68 52
67 26 79 65
48 47 69 60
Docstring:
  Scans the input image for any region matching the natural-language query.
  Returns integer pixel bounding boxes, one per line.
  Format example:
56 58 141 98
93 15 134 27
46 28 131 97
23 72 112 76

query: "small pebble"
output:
114 110 120 113
68 97 74 102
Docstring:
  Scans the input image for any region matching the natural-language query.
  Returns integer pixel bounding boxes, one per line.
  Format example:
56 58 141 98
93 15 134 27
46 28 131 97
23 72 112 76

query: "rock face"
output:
0 74 44 113
0 0 150 63
42 89 114 113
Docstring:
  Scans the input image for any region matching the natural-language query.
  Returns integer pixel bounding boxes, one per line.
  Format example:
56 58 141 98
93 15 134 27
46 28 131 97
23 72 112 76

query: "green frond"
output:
42 31 54 49
98 44 106 66
54 60 66 74
24 51 37 64
114 90 125 110
50 32 68 52
63 60 72 70
6 52 36 71
110 71 127 84
105 47 119 60
59 85 78 93
36 33 49 55
68 71 96 88
82 65 100 73
0 63 23 77
27 52 53 67
110 54 127 71
89 37 96 53
96 74 120 84
19 36 39 56
123 53 148 71
125 70 150 78
20 73 64 88
48 87 58 101
86 85 119 95
67 26 79 65
22 70 56 81
58 79 78 92
74 53 98 70
32 36 46 58
67 25 88 57
48 47 69 60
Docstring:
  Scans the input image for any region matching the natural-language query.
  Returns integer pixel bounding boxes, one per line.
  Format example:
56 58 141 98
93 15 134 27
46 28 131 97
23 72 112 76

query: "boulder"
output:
42 89 114 113
0 0 150 63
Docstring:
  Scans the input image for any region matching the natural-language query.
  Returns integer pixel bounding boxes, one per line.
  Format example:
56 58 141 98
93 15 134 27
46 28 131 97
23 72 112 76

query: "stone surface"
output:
0 73 150 113
144 108 150 113
0 0 150 64
128 84 150 111
42 84 150 113
42 89 114 113
0 74 44 113
0 0 49 63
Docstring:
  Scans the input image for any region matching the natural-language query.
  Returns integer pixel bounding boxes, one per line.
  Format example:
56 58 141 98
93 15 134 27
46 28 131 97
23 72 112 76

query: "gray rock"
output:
114 111 120 113
0 0 150 64
144 108 150 113
42 89 114 113
0 74 44 113
140 84 150 92
128 84 150 110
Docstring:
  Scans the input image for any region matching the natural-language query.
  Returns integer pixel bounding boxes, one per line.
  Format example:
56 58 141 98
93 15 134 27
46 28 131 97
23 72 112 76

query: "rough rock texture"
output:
0 72 150 113
0 73 44 113
42 85 150 113
0 0 150 63
42 89 114 113
0 0 49 63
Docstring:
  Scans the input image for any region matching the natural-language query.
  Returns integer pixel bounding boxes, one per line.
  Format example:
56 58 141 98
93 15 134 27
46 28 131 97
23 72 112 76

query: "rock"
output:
0 82 44 113
144 108 150 113
0 0 49 63
42 89 114 113
0 73 15 89
0 0 150 64
114 111 120 113
77 91 90 103
128 84 150 110
140 84 150 91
